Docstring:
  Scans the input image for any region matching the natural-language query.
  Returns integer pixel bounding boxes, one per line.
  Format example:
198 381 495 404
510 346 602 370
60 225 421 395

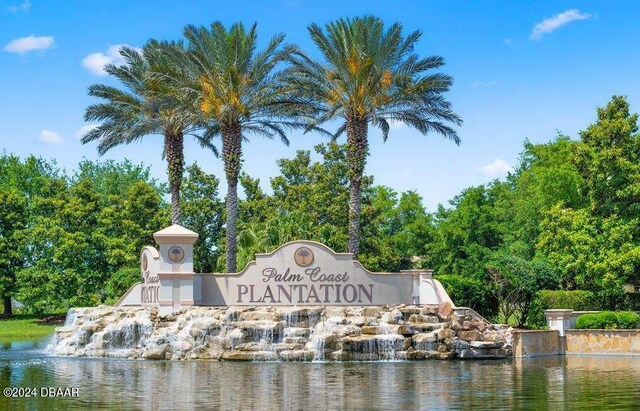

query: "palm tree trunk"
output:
165 130 184 225
221 123 242 273
346 117 369 257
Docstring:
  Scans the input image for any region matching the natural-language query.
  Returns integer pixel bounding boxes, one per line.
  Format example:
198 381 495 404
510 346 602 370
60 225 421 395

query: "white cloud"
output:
7 0 31 12
530 9 593 40
3 35 54 54
503 38 514 45
75 124 98 140
480 159 512 177
81 44 140 76
472 80 498 87
39 129 63 144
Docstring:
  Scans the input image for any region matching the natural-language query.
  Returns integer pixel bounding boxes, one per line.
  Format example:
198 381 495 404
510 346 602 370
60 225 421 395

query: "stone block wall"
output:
565 330 640 355
513 329 640 357
512 330 563 357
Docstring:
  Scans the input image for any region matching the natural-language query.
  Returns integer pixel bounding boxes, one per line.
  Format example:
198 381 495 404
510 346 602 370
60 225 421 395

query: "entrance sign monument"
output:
55 225 513 362
117 224 455 313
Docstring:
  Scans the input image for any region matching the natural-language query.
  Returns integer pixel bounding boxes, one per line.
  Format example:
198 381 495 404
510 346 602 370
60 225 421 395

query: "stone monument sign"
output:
116 224 454 314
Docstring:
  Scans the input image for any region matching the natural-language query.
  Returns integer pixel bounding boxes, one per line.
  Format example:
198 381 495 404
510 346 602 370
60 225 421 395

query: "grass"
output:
0 314 65 341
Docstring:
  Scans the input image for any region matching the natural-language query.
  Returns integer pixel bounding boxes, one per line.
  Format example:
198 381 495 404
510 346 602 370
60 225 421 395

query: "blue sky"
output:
1 1 639 211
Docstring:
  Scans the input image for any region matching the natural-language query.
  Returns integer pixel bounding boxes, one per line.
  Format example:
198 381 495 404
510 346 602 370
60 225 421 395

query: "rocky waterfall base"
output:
50 305 513 361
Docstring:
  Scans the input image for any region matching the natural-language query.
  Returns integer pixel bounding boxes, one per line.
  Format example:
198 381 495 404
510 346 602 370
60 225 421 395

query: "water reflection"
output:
3 344 640 410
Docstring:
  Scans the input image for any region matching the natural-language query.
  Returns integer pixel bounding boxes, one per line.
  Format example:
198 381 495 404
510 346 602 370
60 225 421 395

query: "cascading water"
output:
375 323 401 361
49 305 512 361
310 319 337 362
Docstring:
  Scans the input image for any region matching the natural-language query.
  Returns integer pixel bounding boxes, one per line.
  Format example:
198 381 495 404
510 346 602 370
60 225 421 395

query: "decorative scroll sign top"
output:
199 241 414 306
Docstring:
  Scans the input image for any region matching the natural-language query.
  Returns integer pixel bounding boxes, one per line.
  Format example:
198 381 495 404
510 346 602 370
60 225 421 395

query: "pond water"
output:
2 339 640 410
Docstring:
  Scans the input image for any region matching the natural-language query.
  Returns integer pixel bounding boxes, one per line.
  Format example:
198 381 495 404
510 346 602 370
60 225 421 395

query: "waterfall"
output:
48 305 511 361
63 308 76 327
376 335 399 361
376 324 400 361
310 319 337 362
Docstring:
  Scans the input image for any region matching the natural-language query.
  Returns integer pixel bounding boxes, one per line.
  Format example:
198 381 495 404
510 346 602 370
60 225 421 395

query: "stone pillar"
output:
545 309 573 337
401 269 426 304
400 269 454 308
153 224 199 314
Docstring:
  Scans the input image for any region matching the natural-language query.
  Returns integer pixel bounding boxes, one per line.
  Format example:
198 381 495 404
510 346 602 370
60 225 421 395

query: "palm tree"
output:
82 40 216 225
167 22 303 273
284 16 462 256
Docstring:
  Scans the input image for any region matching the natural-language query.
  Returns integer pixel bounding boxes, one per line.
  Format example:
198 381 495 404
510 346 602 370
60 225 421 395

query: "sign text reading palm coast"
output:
211 242 413 306
237 263 373 304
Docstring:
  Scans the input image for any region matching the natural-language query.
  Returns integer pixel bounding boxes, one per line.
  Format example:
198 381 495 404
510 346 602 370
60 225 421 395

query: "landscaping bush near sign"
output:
616 311 640 329
575 311 640 329
527 290 595 328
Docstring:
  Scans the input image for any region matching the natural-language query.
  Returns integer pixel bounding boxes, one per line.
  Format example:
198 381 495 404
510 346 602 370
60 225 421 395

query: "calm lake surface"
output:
2 339 640 410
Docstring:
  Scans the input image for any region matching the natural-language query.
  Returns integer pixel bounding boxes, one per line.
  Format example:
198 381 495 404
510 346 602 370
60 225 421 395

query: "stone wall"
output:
565 330 640 355
512 330 563 357
50 305 513 361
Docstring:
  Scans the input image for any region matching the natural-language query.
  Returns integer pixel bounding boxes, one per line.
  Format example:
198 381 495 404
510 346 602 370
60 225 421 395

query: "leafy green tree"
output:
16 160 168 312
575 96 640 219
181 164 225 273
358 187 435 271
436 274 497 319
105 267 140 304
535 97 640 308
497 136 586 259
176 22 304 272
486 255 557 327
0 190 27 315
284 15 461 256
230 143 435 272
428 185 503 279
0 154 62 315
82 41 213 225
270 143 352 251
238 173 273 225
73 159 164 200
227 143 352 270
537 205 640 307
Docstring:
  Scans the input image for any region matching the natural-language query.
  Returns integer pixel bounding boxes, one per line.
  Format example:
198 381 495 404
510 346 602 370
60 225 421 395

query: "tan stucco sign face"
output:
199 241 414 306
140 247 160 305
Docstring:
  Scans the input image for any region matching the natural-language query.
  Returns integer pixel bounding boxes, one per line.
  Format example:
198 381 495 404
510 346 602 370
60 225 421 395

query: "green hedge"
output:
527 290 595 329
436 274 497 319
575 311 640 329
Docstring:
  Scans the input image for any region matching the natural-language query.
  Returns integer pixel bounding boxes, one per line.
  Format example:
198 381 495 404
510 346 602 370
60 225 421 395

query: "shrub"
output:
527 290 595 328
436 274 497 320
598 311 619 328
616 311 640 329
575 311 640 329
575 313 599 329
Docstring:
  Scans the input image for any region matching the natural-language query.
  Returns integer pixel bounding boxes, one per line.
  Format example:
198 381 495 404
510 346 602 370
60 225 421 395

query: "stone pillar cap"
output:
153 224 199 244
400 269 434 273
401 269 433 279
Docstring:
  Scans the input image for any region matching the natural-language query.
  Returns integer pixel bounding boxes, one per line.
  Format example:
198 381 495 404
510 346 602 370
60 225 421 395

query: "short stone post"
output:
153 224 199 314
401 269 427 305
400 269 453 309
545 309 573 337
